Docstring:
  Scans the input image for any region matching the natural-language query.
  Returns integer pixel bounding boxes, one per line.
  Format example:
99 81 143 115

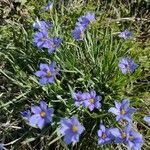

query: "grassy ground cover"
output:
0 0 150 149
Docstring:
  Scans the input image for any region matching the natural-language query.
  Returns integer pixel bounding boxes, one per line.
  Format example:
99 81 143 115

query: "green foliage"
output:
0 0 150 149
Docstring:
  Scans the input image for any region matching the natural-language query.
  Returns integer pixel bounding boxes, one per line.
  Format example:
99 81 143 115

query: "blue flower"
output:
72 91 85 106
29 101 54 129
60 116 85 144
48 37 62 53
72 12 95 40
126 127 143 150
144 116 150 126
97 125 112 145
44 1 53 11
33 19 52 31
118 29 133 39
33 31 51 49
35 62 59 85
83 90 101 111
110 125 143 150
76 12 95 28
108 99 136 123
118 57 138 75
72 26 84 40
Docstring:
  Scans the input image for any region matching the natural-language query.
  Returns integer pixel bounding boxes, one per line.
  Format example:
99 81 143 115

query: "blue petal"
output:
21 110 31 121
71 134 79 144
40 101 48 111
98 138 104 144
123 114 132 122
90 90 96 97
39 77 48 85
37 118 45 129
89 104 94 111
127 107 136 114
124 124 131 133
49 61 56 68
40 64 49 71
85 12 95 22
122 99 130 110
97 130 102 137
83 100 90 107
29 114 41 125
121 68 128 74
116 115 122 122
144 116 150 124
71 116 79 125
114 101 121 109
95 101 101 109
42 39 52 48
77 124 85 134
45 108 54 123
127 141 134 149
47 77 55 83
44 1 53 11
31 106 41 114
35 71 46 77
100 125 106 132
96 95 102 101
108 107 119 115
60 118 71 134
48 47 55 53
109 128 121 137
63 130 74 144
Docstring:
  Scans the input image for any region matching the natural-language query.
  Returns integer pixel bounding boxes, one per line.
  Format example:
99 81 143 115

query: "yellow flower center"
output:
53 44 56 48
80 33 84 39
121 109 126 115
90 98 94 104
72 125 78 132
121 132 126 138
129 136 134 141
40 111 46 118
47 71 51 77
41 38 46 41
102 133 107 138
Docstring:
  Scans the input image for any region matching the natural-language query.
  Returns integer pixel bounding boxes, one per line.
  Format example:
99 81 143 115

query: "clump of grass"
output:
0 0 150 149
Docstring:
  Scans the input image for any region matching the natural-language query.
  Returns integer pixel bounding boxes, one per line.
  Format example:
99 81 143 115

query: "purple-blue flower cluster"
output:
110 125 143 150
33 19 62 53
72 12 95 40
96 99 143 150
97 124 143 150
72 90 102 111
21 101 54 129
22 105 85 144
20 9 146 149
102 99 143 150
